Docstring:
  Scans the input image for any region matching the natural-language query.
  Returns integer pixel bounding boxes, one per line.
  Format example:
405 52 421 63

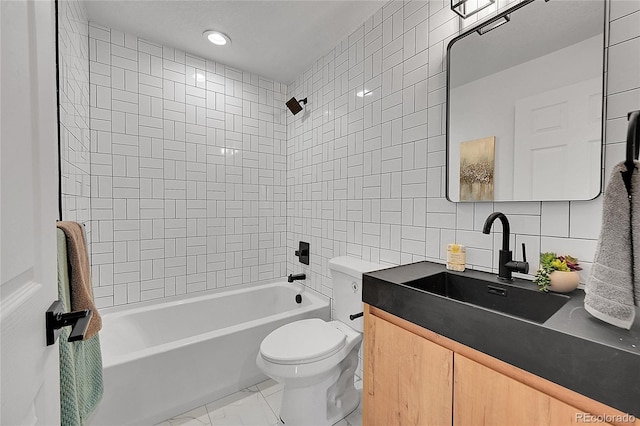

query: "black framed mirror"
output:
446 0 606 202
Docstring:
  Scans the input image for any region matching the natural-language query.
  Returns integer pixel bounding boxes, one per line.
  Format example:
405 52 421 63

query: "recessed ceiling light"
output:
203 30 231 46
356 89 373 97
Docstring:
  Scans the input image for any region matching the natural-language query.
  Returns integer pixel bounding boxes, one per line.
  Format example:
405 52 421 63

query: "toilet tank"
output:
328 256 384 332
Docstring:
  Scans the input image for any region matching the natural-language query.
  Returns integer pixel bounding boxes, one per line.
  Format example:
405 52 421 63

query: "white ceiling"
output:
83 0 386 85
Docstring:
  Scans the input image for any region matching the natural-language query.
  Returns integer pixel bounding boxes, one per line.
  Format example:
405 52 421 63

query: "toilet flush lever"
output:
349 312 363 320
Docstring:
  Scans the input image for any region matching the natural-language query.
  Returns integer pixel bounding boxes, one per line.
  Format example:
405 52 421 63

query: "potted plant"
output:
534 252 582 293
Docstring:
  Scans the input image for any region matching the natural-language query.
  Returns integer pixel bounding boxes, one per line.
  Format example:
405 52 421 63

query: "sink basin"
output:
403 271 570 324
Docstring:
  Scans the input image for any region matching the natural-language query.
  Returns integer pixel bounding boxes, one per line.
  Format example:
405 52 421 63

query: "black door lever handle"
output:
45 300 92 346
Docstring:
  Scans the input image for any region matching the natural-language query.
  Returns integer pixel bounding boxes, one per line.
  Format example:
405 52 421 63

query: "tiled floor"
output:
155 379 363 426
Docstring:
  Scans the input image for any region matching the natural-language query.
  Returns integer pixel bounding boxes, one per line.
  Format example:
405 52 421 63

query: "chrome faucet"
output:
482 212 529 281
288 273 306 283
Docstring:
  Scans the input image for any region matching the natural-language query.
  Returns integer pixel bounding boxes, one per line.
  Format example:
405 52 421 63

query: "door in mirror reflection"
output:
446 0 605 202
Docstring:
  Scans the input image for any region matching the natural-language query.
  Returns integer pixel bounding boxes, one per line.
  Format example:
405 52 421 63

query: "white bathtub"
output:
89 281 330 426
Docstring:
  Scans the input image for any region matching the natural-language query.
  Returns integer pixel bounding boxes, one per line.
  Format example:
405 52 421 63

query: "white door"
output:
513 78 602 200
1 0 60 424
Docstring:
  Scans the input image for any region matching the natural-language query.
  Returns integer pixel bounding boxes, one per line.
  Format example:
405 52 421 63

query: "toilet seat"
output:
260 318 346 365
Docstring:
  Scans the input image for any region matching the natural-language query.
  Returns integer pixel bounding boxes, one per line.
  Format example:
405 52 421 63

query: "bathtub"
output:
89 281 330 426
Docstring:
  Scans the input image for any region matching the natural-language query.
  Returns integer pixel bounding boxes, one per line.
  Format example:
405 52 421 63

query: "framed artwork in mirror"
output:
460 136 495 201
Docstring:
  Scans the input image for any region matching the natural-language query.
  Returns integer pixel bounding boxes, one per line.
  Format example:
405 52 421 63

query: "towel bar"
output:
45 299 92 346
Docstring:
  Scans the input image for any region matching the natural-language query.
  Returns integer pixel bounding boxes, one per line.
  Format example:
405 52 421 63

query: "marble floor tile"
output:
255 378 284 397
206 388 278 426
155 405 211 426
263 388 283 419
158 378 362 426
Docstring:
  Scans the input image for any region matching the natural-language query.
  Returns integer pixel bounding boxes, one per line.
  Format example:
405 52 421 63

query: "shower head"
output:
286 96 307 115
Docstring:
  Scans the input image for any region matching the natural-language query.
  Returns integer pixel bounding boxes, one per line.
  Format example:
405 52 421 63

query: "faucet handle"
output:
505 243 529 275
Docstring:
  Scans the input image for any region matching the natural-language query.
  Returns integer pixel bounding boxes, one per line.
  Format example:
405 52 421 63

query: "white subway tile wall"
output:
58 0 91 233
54 0 640 310
285 0 640 307
87 23 289 307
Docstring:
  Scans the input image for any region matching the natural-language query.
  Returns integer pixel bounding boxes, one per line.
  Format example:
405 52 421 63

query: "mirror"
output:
446 0 605 202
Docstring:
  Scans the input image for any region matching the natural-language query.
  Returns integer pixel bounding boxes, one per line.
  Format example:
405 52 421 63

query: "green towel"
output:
57 228 104 426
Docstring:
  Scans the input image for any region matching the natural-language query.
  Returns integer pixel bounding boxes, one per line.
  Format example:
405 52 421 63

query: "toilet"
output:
256 256 383 426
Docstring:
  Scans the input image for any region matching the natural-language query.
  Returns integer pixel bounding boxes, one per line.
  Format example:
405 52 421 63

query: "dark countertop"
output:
363 261 640 417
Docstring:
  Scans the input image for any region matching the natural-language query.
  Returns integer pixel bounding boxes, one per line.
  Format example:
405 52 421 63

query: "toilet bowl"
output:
256 256 383 426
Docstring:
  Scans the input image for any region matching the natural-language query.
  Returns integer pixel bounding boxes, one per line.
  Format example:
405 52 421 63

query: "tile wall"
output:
87 24 289 307
59 0 639 309
58 0 91 233
286 0 640 303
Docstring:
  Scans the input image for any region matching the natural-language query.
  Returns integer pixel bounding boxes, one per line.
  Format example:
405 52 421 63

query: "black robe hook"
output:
621 110 640 195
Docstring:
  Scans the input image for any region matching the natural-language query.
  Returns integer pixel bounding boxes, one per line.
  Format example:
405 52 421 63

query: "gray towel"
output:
584 162 640 329
585 161 639 329
634 161 640 306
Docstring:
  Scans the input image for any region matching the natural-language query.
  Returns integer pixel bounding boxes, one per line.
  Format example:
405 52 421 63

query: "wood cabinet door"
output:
453 354 613 426
364 311 453 426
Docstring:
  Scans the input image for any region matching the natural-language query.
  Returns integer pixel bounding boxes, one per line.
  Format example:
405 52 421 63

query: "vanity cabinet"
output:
363 304 632 426
454 354 612 426
363 308 453 425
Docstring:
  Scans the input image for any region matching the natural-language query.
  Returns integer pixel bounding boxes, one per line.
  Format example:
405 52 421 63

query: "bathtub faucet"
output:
288 273 306 283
